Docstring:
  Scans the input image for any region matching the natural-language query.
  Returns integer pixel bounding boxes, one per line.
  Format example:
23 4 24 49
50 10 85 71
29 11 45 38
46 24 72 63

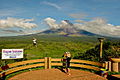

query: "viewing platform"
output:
9 69 107 80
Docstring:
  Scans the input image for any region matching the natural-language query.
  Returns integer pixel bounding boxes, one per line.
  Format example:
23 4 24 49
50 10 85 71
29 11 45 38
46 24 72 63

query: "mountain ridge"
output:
37 28 99 37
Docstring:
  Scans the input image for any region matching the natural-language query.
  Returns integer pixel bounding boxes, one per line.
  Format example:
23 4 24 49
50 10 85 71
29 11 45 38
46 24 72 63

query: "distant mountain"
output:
78 30 97 36
40 29 64 34
37 28 98 36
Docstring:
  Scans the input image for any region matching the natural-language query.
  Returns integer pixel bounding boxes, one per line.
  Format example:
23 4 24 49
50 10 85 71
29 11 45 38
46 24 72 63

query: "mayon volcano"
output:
37 17 120 38
39 28 97 36
38 19 99 36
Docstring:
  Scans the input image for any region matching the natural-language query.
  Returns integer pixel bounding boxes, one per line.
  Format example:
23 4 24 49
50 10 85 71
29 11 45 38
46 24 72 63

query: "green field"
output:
0 34 120 66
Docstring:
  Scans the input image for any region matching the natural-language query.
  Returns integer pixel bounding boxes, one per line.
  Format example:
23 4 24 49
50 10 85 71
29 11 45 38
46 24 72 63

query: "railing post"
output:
48 57 51 69
108 61 111 71
44 57 51 69
104 61 109 70
104 61 112 71
45 57 48 69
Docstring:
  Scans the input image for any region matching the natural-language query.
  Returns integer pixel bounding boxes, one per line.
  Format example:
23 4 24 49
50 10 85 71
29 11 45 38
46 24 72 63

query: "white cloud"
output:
44 18 78 33
74 18 120 37
0 17 37 29
44 17 120 37
43 1 61 10
44 17 59 29
60 20 68 28
44 18 74 30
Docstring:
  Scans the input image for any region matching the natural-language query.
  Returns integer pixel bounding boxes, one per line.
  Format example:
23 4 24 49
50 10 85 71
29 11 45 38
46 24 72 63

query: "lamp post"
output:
98 37 105 62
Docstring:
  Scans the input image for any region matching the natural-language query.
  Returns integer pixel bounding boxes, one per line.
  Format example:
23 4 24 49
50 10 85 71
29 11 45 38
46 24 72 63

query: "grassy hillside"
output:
0 34 119 66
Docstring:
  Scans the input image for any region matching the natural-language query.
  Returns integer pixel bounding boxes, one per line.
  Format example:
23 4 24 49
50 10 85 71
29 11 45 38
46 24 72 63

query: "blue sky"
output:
0 0 120 37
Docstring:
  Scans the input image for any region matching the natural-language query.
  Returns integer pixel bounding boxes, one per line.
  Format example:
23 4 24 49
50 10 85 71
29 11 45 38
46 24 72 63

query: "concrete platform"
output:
9 69 107 80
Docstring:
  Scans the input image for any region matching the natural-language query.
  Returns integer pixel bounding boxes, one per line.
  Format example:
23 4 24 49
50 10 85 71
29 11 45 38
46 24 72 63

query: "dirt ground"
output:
9 69 107 80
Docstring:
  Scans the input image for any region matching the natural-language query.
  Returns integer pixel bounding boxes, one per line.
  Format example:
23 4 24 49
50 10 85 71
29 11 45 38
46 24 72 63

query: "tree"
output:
74 41 120 62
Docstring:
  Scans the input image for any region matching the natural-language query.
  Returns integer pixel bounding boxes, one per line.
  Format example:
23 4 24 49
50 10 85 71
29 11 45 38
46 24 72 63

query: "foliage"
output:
0 35 120 66
0 35 120 79
74 41 120 62
0 35 97 66
108 71 120 75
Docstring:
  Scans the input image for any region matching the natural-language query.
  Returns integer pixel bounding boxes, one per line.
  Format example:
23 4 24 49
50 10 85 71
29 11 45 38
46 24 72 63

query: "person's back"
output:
32 38 37 47
62 53 67 68
65 52 71 75
66 52 71 66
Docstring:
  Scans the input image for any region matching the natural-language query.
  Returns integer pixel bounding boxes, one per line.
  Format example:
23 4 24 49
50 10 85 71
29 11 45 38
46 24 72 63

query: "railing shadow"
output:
107 75 120 80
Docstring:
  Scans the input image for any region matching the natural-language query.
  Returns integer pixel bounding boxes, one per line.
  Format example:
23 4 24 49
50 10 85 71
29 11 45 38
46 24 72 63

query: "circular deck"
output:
9 69 107 80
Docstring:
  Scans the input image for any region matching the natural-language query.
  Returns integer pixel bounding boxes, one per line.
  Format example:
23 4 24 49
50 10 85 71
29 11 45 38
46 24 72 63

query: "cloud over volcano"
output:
44 17 120 37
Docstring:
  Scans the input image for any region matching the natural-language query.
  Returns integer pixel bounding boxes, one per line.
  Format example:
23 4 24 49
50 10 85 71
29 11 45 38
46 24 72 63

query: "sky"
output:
0 0 120 37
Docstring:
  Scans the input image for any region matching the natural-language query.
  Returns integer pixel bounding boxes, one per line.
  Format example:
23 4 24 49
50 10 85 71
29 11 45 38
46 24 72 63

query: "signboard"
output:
2 49 23 59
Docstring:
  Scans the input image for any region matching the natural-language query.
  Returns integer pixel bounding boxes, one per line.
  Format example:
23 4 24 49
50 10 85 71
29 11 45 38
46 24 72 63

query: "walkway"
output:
9 69 107 80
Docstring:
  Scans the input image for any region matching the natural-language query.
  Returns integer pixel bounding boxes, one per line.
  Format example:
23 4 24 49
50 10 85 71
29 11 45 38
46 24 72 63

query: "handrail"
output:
70 59 103 67
51 58 102 71
110 58 120 62
0 59 45 78
0 59 44 71
51 58 103 67
0 63 44 77
0 58 104 79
